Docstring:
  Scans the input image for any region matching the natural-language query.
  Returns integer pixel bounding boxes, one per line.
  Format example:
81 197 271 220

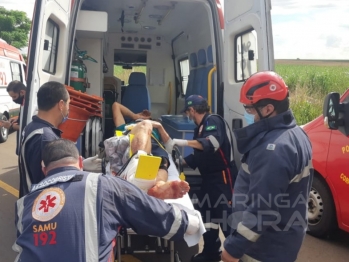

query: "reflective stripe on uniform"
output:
237 222 260 242
20 128 44 193
207 135 219 152
163 204 183 240
84 173 100 262
13 197 25 262
241 163 250 174
204 222 219 230
289 159 313 184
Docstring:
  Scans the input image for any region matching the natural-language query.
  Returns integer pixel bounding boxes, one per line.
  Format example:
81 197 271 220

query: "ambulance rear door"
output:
223 0 274 126
22 0 80 129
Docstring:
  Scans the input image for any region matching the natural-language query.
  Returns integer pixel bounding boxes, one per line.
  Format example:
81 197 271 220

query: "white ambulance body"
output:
23 0 274 171
0 39 26 143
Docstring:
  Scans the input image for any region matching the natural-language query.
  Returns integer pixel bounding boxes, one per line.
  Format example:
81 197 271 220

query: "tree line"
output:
0 7 31 49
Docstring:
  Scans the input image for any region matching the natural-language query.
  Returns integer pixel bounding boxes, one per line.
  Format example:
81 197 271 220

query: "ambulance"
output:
22 0 274 176
0 39 26 143
23 0 274 259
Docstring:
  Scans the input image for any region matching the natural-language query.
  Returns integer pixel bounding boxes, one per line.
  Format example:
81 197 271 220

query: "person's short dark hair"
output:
6 80 26 93
37 81 69 111
255 96 290 114
192 103 210 114
42 139 79 167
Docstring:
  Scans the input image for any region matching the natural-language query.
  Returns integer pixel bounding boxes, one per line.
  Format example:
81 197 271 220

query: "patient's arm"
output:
112 102 151 127
151 121 170 143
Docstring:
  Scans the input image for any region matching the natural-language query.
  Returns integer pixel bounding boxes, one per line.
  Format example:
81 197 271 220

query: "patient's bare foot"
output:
147 180 190 199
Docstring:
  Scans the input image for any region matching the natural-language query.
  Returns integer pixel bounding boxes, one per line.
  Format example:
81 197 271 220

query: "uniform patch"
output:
32 188 65 222
206 125 217 131
266 144 276 150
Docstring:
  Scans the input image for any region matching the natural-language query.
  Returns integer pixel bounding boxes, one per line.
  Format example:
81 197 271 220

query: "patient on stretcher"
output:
104 102 190 199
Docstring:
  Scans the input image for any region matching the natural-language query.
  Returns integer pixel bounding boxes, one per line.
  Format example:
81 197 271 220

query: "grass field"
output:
275 59 349 125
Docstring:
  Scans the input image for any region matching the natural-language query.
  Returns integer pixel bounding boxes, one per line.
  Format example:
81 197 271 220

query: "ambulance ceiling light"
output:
149 14 163 19
143 26 156 30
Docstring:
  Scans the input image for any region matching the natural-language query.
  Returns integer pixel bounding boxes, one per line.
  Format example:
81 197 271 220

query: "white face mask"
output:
244 111 255 125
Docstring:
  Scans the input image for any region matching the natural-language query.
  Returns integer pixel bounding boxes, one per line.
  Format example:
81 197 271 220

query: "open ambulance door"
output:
22 0 80 130
223 0 274 127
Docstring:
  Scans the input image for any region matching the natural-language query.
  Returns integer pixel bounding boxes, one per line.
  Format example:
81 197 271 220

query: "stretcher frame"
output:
113 148 189 262
115 228 181 262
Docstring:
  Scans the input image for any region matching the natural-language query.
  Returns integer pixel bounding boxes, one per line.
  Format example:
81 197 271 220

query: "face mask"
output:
61 110 69 124
13 95 24 105
244 111 255 125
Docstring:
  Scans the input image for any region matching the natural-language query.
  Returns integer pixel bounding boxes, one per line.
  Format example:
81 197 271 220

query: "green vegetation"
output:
114 65 147 85
0 7 31 49
275 62 349 125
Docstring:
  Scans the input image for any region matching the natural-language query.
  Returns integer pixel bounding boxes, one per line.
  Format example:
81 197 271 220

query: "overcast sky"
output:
1 0 348 60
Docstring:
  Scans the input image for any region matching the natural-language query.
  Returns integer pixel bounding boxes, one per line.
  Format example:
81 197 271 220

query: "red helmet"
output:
240 71 289 105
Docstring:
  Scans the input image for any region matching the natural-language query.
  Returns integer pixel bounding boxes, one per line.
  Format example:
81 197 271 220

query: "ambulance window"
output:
10 62 23 82
235 30 258 82
42 19 59 74
179 58 189 95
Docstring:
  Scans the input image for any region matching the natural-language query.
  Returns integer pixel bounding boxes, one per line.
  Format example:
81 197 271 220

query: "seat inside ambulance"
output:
78 0 217 144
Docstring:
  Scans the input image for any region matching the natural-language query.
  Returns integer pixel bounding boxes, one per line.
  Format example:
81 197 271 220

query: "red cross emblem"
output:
39 195 57 213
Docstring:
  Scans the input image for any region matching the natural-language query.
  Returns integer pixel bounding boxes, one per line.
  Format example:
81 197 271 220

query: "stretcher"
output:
105 152 204 262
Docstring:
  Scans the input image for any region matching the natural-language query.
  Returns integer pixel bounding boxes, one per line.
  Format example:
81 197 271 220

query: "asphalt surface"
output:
1 133 349 262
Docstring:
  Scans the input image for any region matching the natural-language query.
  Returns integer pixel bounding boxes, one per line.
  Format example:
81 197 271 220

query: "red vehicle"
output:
303 89 349 237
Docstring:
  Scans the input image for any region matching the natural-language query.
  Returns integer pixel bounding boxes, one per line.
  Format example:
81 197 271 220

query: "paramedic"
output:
13 139 200 262
18 81 101 197
165 95 237 262
221 71 313 262
0 80 26 154
105 102 189 199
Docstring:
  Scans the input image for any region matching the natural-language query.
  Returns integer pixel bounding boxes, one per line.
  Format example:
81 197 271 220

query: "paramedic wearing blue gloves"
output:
166 95 237 262
18 81 101 197
221 72 313 262
13 139 200 262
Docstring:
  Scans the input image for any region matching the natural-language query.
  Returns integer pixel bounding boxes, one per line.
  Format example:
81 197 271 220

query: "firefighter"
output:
13 139 200 261
221 71 313 262
166 95 237 262
18 81 101 197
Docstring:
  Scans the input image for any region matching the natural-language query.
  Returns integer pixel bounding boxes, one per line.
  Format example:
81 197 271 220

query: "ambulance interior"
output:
74 0 220 172
70 2 216 257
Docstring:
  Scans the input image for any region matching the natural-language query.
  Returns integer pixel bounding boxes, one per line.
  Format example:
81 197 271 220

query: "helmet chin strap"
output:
254 106 274 120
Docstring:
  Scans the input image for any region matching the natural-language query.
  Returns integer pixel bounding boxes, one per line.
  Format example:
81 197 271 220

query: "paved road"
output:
1 133 349 262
